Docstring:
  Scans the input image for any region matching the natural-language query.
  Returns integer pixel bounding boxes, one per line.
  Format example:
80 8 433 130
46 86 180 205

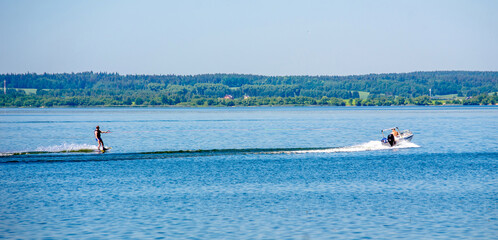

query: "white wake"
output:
286 141 420 154
1 143 98 156
34 143 98 152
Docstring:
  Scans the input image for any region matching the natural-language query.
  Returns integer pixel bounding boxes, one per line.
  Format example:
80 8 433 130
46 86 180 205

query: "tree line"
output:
1 71 497 107
1 89 496 107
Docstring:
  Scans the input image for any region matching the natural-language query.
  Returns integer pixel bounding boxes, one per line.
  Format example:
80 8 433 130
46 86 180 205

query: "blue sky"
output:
0 0 497 75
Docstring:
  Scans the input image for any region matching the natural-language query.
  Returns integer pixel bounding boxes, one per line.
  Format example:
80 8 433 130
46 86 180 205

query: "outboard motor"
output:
387 134 396 147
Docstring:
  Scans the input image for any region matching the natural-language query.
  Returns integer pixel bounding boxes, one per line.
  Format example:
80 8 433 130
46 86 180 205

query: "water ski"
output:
100 147 112 153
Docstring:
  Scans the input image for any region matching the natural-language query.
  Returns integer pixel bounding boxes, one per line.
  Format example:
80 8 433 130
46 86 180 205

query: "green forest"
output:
1 71 497 107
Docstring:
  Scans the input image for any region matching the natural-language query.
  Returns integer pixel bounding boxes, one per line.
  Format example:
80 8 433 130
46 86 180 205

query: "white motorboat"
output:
381 127 414 147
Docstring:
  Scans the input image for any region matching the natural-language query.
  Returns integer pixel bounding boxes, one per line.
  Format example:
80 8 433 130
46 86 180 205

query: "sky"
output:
0 0 497 76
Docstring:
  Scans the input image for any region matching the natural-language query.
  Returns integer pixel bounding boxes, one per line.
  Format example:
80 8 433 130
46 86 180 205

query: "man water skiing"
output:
94 126 110 151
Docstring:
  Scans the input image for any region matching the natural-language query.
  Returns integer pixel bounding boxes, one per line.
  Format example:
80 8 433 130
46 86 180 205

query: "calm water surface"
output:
0 106 497 239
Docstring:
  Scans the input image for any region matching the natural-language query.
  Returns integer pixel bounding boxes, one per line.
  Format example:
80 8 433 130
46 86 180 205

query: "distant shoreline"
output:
2 71 497 107
2 103 497 109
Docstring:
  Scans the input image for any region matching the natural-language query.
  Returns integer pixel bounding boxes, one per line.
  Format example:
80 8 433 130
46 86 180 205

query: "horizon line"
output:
1 70 497 78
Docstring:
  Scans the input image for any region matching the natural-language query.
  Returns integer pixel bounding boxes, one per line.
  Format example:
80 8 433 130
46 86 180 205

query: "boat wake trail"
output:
285 141 420 154
3 143 97 156
1 141 420 163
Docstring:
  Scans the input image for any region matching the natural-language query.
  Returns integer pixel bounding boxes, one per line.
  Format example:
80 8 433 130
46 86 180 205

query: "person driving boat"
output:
381 127 414 147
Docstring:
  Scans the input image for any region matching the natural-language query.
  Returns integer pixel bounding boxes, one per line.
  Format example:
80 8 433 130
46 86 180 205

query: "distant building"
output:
244 95 250 99
224 95 234 100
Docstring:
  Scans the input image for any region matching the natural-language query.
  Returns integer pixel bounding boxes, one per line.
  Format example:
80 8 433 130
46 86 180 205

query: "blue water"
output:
0 106 497 239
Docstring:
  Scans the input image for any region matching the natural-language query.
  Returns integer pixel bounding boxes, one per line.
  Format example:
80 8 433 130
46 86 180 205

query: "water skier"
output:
94 126 110 150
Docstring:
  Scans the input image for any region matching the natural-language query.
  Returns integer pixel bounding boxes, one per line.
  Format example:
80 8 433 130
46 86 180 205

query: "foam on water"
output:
2 143 99 155
35 143 97 152
35 143 96 152
287 140 420 153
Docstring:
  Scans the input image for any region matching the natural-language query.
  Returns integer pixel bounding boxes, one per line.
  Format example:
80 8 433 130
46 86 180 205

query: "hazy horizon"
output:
1 0 497 76
2 70 497 78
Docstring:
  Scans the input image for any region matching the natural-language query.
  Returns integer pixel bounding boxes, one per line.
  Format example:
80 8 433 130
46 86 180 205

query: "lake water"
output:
0 106 497 239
